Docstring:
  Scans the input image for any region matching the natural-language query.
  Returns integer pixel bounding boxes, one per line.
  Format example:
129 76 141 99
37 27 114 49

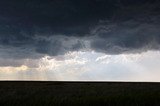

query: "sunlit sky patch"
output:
0 50 160 81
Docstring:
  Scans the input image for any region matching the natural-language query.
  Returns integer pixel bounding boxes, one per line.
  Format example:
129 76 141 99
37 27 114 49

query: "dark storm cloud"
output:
0 0 160 58
34 35 85 56
90 20 160 54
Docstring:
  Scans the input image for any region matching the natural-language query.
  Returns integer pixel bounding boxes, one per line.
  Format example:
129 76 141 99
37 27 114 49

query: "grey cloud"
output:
0 58 24 67
0 45 43 59
0 0 160 59
34 35 86 56
0 57 39 68
90 19 160 54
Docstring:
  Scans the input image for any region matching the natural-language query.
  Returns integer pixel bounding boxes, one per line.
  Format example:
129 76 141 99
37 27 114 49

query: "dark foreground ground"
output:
0 81 160 106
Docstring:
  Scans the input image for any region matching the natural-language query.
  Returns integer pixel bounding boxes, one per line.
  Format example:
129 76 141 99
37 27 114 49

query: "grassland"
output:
0 81 160 106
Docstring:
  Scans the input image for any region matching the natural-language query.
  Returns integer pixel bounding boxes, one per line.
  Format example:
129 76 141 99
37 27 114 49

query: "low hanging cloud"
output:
90 20 160 54
0 0 160 59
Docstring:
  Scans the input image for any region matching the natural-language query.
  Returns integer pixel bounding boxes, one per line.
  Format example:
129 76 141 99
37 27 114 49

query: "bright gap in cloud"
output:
0 50 160 81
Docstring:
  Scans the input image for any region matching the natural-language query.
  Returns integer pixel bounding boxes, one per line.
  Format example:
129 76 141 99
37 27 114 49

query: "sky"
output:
0 0 160 81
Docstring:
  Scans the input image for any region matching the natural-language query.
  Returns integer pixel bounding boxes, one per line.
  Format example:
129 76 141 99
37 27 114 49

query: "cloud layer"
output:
0 0 160 59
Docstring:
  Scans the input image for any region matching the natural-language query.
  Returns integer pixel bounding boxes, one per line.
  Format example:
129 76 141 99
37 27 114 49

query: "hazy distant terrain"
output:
0 81 160 106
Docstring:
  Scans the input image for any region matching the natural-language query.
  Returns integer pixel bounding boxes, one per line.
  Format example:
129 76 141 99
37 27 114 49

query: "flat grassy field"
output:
0 81 160 106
